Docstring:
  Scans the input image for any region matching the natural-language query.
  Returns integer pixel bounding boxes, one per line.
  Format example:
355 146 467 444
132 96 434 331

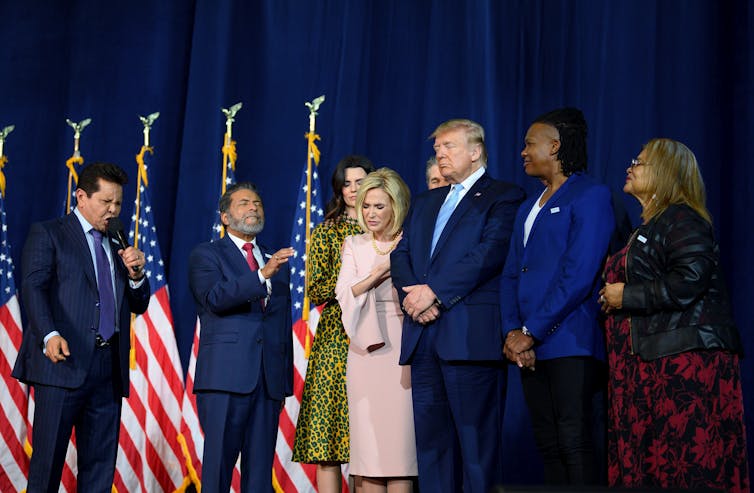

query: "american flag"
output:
272 164 324 493
0 187 30 492
114 148 187 492
179 133 243 491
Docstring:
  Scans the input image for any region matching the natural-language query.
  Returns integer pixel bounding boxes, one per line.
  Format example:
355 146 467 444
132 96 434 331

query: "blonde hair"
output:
355 167 411 238
640 138 711 223
430 119 488 165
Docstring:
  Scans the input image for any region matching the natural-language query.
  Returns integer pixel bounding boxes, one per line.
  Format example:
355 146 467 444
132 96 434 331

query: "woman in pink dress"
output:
336 168 417 493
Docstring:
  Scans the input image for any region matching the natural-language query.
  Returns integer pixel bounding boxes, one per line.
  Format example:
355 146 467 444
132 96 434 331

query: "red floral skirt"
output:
605 246 749 492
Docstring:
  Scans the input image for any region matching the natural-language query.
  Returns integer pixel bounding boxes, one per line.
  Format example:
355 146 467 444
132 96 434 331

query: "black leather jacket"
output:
622 204 742 360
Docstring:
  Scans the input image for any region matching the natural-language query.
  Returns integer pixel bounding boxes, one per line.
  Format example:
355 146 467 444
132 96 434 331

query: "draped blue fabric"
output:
1 0 752 482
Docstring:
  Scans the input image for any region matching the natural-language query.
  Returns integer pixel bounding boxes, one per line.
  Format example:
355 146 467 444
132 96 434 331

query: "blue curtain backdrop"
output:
1 0 751 483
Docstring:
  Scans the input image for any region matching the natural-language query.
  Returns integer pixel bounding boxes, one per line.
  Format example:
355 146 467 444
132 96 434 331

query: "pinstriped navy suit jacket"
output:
12 212 150 396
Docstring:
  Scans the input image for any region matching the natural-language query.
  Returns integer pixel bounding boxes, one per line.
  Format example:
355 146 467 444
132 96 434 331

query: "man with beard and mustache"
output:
189 182 295 492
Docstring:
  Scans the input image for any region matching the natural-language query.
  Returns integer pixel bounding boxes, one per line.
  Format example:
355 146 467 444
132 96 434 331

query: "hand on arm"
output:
415 303 440 324
350 259 391 297
401 284 439 323
503 329 535 369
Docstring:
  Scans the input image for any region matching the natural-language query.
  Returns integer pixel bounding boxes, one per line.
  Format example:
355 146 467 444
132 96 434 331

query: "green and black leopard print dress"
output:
292 215 361 463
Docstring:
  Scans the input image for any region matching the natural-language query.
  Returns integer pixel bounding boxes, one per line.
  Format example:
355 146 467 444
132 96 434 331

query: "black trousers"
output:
520 356 602 485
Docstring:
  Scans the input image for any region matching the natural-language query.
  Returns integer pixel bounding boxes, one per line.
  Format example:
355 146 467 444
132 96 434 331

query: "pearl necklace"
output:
371 232 401 255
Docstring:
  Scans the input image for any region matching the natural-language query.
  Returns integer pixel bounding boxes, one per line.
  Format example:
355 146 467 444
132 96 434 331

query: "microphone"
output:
107 217 140 273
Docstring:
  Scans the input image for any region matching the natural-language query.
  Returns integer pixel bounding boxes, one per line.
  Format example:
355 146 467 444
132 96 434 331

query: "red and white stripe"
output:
0 293 78 493
25 389 79 493
0 294 29 492
115 285 186 492
178 319 242 492
272 307 321 492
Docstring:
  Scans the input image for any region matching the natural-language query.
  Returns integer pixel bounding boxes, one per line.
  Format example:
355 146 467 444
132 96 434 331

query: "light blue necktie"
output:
431 184 463 254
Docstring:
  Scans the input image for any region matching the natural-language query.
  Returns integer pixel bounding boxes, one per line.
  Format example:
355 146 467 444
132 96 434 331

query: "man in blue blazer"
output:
13 163 150 492
391 119 525 493
189 182 294 493
501 108 614 485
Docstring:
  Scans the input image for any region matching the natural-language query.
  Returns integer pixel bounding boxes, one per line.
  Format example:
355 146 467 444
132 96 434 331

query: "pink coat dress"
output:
335 234 417 477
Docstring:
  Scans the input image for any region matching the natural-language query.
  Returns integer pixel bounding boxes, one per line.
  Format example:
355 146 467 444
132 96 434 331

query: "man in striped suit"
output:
12 162 150 492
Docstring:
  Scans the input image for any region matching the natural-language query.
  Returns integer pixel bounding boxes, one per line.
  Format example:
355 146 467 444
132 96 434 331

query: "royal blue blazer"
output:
500 173 614 360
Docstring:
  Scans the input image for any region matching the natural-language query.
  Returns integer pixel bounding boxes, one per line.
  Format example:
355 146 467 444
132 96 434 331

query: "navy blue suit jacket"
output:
500 174 614 360
12 213 150 396
391 172 525 364
189 235 293 400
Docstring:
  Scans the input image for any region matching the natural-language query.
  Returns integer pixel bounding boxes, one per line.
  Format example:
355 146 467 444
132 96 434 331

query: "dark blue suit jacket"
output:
189 235 293 400
12 213 150 396
391 172 525 363
500 173 614 360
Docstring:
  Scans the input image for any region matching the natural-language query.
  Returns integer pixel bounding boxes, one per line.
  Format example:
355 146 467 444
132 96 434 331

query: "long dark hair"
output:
324 155 375 221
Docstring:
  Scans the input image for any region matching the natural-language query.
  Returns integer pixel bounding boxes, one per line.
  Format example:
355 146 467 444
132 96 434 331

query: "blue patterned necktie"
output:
91 229 116 340
431 184 463 254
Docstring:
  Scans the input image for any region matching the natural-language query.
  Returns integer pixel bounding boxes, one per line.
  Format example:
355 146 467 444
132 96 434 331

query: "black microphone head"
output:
106 216 141 272
107 216 125 234
106 217 129 249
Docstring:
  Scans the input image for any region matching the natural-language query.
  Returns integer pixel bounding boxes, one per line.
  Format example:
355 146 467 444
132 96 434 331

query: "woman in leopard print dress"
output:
293 155 374 492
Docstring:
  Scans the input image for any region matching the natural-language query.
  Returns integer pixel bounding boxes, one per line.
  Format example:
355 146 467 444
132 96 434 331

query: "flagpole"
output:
0 125 14 198
220 103 243 236
64 118 91 213
303 95 325 358
134 112 159 249
127 112 159 370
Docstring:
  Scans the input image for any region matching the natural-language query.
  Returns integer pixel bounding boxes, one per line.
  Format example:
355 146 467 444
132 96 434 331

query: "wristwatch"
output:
521 326 532 337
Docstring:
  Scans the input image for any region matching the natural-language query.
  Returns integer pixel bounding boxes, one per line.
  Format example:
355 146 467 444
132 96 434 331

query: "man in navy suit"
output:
13 162 150 492
189 182 294 493
391 119 525 493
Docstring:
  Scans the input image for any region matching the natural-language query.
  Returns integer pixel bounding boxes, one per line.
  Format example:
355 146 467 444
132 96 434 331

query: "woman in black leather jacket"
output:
598 138 749 492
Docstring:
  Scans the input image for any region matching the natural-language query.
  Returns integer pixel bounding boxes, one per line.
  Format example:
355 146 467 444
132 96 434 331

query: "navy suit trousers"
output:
410 324 506 493
28 343 121 493
197 375 281 493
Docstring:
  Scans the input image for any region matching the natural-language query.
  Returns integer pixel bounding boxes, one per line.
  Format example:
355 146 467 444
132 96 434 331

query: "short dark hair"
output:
219 182 260 214
324 155 375 221
533 107 588 176
77 162 128 196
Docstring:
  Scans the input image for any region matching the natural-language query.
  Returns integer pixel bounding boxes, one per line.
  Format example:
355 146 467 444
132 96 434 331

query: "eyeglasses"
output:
630 158 650 169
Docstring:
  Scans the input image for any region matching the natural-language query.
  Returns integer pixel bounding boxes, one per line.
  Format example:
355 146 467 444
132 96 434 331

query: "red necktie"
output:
242 242 259 271
242 242 266 309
